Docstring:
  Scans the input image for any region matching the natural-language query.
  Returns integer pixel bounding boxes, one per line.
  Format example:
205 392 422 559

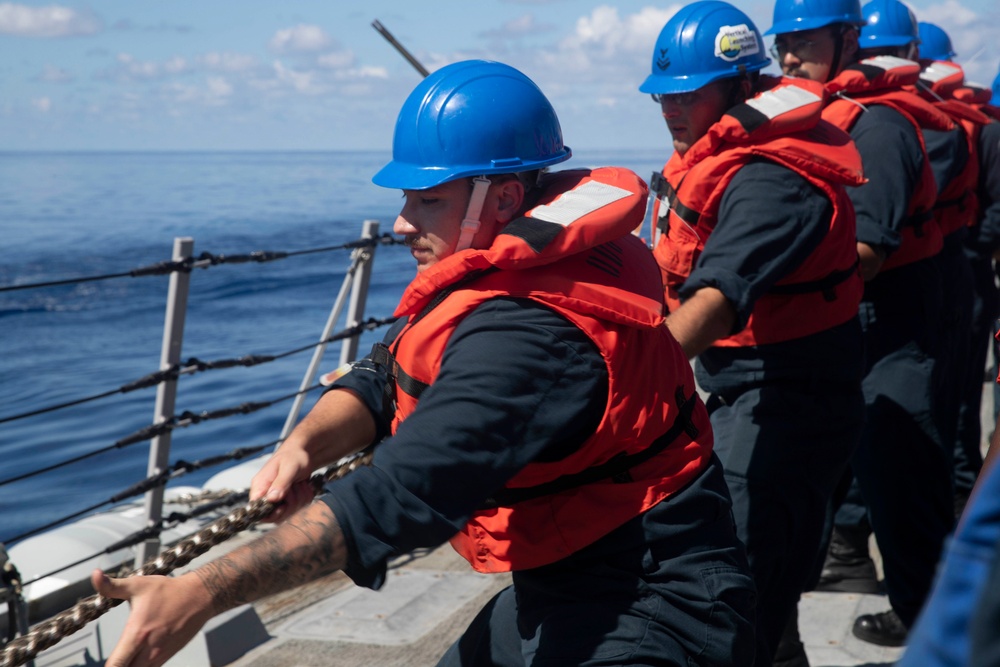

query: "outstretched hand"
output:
249 388 378 523
91 569 214 667
249 448 317 523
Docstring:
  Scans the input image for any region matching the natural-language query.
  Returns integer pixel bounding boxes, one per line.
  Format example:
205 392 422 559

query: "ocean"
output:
0 149 666 546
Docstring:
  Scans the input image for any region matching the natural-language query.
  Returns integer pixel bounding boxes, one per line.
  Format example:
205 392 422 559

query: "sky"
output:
1 0 998 152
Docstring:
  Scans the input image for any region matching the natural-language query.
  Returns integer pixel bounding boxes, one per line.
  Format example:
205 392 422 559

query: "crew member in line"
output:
910 21 984 524
768 0 957 649
92 60 757 667
640 3 865 665
916 22 1000 518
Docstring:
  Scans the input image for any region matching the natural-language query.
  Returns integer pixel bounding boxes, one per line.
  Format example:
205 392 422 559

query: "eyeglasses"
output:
650 91 700 106
769 38 820 61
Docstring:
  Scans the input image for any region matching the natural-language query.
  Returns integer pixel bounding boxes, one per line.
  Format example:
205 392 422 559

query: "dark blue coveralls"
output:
830 104 957 627
954 120 1000 507
680 159 865 664
322 298 756 666
924 123 972 472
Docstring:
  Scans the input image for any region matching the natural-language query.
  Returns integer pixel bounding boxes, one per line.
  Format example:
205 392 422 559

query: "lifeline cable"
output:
1 440 278 547
0 322 391 423
0 234 401 294
0 316 396 425
19 490 250 589
0 448 375 667
0 384 323 492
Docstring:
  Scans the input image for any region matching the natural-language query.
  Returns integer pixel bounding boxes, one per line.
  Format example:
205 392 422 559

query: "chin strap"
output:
827 31 845 83
455 176 491 252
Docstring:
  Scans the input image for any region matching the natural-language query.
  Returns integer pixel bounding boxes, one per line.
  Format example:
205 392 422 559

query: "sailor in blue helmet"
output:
92 60 756 667
913 21 1000 528
895 43 1000 667
917 21 956 62
768 0 960 649
641 2 866 665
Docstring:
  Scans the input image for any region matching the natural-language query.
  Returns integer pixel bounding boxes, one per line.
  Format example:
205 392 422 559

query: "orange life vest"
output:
950 83 1000 122
823 56 955 270
381 167 713 573
651 75 865 348
913 61 992 235
980 106 1000 123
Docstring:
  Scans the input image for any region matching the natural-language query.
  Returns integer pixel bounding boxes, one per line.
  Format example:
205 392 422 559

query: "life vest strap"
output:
932 194 969 212
480 386 700 508
650 171 700 230
768 259 859 302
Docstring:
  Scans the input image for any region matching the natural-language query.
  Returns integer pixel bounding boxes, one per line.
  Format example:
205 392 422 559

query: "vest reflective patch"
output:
745 84 821 120
859 55 914 72
920 61 962 84
530 180 633 227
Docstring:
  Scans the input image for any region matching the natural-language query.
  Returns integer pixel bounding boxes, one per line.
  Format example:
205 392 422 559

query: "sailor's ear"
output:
841 27 860 64
494 178 525 223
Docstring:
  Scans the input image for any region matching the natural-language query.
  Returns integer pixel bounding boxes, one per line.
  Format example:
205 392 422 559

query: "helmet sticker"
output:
714 24 760 62
656 47 671 71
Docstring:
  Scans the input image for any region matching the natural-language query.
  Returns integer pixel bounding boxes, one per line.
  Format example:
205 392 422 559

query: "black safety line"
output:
0 234 403 293
1 438 276 546
0 316 396 425
0 384 324 489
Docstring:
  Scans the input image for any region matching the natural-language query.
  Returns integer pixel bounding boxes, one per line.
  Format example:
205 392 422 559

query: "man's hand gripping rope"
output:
0 450 373 667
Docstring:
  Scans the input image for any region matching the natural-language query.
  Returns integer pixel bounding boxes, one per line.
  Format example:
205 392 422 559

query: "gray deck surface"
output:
221 542 906 667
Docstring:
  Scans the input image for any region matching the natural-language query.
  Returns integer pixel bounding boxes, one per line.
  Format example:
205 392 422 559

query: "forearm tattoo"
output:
195 502 347 613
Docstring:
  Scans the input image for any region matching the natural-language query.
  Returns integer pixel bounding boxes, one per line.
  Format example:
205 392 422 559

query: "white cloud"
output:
317 50 356 69
164 57 188 75
31 96 51 112
567 5 677 57
918 0 978 26
269 24 332 54
356 66 389 79
199 52 259 73
205 76 233 105
0 2 101 37
113 52 163 80
273 60 324 94
534 5 679 79
481 13 554 39
37 64 72 83
913 1 999 90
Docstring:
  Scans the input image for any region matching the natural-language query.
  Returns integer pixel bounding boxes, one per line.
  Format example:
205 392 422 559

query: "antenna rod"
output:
372 19 430 78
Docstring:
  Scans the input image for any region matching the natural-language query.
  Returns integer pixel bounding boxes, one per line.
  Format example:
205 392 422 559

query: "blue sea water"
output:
0 149 665 546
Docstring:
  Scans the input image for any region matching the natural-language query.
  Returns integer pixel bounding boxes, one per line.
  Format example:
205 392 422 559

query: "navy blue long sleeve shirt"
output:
676 158 864 392
848 104 926 256
321 297 607 589
969 121 1000 256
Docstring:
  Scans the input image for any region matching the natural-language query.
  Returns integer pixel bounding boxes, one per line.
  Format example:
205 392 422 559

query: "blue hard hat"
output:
918 22 956 61
860 0 919 48
639 0 771 95
373 60 571 190
765 0 866 36
992 68 1000 106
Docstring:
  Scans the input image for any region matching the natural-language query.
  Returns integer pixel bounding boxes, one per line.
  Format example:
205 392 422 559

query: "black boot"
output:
773 605 810 667
814 525 880 594
852 609 908 647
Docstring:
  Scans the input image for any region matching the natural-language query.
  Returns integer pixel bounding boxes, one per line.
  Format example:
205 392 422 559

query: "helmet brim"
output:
764 15 866 35
372 148 573 190
639 60 770 95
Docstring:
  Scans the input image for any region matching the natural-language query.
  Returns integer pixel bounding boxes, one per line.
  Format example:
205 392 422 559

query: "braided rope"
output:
0 451 373 667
